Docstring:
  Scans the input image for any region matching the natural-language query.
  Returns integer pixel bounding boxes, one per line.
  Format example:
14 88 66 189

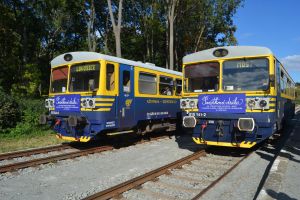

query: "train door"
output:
119 64 135 128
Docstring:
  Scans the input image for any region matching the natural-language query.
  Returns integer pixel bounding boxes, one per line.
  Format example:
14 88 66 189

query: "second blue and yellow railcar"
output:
181 46 295 148
40 52 182 142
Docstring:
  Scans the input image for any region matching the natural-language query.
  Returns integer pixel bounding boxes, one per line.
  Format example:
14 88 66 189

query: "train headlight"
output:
189 99 198 109
88 99 95 108
49 99 54 107
246 97 270 110
247 99 256 109
45 99 54 108
81 98 95 108
259 99 267 108
183 116 197 128
180 100 187 108
82 99 87 108
238 118 255 132
45 99 50 108
189 101 195 108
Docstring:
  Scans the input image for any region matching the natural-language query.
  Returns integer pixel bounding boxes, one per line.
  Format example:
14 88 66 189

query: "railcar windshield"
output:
51 66 68 93
223 58 269 91
184 62 220 92
69 62 100 92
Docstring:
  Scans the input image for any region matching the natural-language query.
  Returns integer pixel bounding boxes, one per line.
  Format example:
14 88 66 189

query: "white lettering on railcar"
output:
50 111 59 115
188 112 207 117
106 121 116 128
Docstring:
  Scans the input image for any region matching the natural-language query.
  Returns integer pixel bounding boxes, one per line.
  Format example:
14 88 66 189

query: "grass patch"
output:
0 129 62 153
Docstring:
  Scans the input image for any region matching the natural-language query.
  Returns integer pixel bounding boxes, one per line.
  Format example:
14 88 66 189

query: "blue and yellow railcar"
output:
40 52 182 142
181 46 295 148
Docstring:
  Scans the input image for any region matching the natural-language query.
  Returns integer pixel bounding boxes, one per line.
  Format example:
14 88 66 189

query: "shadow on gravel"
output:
174 132 206 152
265 189 297 200
205 146 250 157
253 115 298 200
66 131 175 150
174 131 252 156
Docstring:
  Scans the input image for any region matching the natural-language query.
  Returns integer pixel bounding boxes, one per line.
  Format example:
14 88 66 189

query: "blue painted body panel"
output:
187 92 294 146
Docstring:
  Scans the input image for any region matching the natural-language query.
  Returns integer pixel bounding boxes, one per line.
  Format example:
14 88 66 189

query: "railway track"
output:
0 146 113 173
0 144 73 161
0 134 172 174
84 149 251 200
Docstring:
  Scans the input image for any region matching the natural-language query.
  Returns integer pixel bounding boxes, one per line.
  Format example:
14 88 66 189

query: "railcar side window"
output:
280 71 285 93
159 76 173 96
139 73 157 94
123 70 130 93
106 64 115 91
175 79 182 96
51 66 68 93
184 62 219 92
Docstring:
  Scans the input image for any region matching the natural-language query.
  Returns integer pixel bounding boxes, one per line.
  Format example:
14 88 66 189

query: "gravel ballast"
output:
0 135 201 200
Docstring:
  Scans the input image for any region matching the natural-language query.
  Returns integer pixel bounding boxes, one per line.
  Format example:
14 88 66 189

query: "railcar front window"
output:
51 66 68 93
223 58 269 91
69 62 100 92
184 62 220 92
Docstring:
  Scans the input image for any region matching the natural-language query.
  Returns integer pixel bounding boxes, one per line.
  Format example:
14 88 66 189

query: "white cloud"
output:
281 55 300 71
240 33 254 39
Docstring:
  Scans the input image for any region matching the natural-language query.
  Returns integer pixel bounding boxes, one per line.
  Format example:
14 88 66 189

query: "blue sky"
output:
233 0 300 82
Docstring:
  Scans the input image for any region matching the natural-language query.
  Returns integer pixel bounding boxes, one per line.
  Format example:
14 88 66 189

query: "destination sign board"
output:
198 94 246 113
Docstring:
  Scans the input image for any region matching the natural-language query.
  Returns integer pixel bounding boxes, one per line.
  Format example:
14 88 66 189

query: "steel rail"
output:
191 152 252 200
0 146 113 173
0 144 72 161
83 150 206 200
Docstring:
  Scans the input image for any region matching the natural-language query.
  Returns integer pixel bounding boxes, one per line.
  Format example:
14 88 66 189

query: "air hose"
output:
201 121 207 142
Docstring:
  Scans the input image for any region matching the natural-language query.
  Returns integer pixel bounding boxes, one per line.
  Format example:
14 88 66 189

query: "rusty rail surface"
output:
0 146 113 173
84 150 206 200
0 144 73 161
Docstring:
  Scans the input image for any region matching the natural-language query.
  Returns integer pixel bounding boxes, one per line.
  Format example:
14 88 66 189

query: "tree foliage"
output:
0 0 243 96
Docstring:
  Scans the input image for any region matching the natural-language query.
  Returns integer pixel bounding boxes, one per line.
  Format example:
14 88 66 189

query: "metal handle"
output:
122 107 125 117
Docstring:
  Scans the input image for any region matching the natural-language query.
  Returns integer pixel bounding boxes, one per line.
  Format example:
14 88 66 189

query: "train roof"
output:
183 46 273 64
51 52 182 76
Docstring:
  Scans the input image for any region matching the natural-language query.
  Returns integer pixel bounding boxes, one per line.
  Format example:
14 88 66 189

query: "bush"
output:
0 87 49 137
7 98 48 136
0 89 21 131
17 98 46 125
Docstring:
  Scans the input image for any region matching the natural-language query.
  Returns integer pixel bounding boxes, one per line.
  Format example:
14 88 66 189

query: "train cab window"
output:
69 62 100 92
139 73 157 94
223 58 269 91
185 62 219 92
51 66 68 93
123 71 130 93
175 79 182 96
159 76 173 96
106 63 115 91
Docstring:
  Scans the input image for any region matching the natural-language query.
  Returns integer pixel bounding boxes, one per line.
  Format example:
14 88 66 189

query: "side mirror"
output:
267 74 275 90
89 79 95 91
38 84 49 97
